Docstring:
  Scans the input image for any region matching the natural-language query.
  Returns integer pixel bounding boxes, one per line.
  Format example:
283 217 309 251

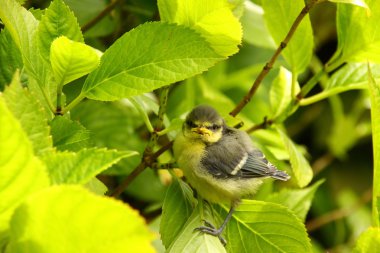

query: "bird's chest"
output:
173 134 207 177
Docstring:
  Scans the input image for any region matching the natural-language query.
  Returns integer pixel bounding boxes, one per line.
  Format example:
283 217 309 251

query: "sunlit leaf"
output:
42 148 137 185
368 63 380 226
220 200 312 252
0 97 49 240
37 0 83 63
82 22 223 101
158 0 242 57
3 72 53 156
353 227 380 253
50 36 100 86
6 186 155 253
329 0 380 67
328 0 368 8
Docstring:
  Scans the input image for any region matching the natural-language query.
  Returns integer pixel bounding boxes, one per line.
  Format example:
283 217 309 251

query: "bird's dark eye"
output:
211 124 221 130
186 120 197 128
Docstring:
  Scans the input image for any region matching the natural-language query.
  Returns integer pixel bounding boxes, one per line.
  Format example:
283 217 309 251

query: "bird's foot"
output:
194 220 227 246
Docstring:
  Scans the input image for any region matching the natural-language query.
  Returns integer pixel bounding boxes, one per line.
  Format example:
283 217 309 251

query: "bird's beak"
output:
192 127 211 136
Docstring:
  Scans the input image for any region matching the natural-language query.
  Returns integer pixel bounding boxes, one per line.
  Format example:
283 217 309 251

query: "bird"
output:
173 105 290 245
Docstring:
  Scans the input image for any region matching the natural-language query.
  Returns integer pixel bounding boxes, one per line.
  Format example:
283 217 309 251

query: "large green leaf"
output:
265 180 323 221
353 227 380 253
0 29 22 89
330 0 380 67
3 72 53 156
81 22 223 101
158 0 242 57
42 148 137 185
0 97 49 240
278 129 313 188
160 179 196 248
50 36 100 86
167 201 226 253
220 200 312 252
262 0 313 74
6 185 155 253
37 0 83 63
368 64 380 226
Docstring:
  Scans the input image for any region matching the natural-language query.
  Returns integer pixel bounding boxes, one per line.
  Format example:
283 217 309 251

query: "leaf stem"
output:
229 0 321 117
61 92 86 114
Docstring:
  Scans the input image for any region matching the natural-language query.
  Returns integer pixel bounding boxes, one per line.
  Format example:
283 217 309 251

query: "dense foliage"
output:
0 0 379 252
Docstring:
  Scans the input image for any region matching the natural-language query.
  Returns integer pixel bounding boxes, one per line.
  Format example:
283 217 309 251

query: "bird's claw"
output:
194 220 227 246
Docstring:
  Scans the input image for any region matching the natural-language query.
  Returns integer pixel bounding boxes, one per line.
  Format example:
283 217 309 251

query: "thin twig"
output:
306 188 372 232
109 141 173 198
81 0 122 33
109 86 172 198
246 117 274 134
229 0 321 117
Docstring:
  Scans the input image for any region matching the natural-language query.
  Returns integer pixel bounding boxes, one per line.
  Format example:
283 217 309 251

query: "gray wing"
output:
201 128 289 181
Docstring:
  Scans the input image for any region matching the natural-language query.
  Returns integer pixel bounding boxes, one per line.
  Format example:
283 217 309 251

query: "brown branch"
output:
246 117 274 134
306 188 372 232
229 0 321 117
81 0 122 33
108 141 173 198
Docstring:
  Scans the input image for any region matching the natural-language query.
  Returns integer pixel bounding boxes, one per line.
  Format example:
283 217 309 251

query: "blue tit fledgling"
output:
173 105 290 245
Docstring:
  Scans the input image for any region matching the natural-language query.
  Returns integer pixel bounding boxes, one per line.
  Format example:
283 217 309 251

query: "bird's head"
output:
183 105 225 144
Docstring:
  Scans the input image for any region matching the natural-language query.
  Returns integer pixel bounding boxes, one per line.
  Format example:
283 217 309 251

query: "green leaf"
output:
221 200 312 252
240 1 276 49
158 0 242 57
270 67 300 119
300 63 380 105
0 97 49 238
82 22 223 101
167 201 226 253
265 180 324 221
37 0 83 63
50 116 90 151
160 179 196 248
3 72 53 156
278 129 313 188
6 185 155 253
368 63 380 226
330 0 380 67
70 100 144 173
50 36 100 86
262 0 313 73
42 148 137 185
353 227 380 253
328 0 368 8
0 29 22 89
